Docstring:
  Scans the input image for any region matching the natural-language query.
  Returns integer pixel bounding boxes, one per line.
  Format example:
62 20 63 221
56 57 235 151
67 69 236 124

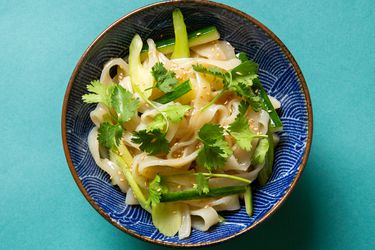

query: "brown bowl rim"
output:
61 0 313 247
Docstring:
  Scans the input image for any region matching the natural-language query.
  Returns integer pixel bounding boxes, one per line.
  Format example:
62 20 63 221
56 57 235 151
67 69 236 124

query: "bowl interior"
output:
63 1 311 246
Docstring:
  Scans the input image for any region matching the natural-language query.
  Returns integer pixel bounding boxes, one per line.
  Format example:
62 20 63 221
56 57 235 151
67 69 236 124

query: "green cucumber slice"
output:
140 26 220 60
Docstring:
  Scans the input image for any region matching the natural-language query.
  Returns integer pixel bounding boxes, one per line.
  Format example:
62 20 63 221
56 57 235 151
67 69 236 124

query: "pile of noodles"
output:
87 39 280 239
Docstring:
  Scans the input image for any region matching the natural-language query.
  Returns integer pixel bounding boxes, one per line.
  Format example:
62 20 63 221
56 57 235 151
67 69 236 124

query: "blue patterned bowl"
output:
62 0 312 247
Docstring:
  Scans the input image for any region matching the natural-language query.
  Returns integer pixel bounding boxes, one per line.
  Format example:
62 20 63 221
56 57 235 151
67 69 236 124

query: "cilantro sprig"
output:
192 53 283 131
82 81 140 149
195 173 210 195
82 80 113 107
147 175 168 207
111 85 140 123
83 81 139 122
195 102 268 170
228 101 267 152
97 122 123 149
196 124 233 171
132 104 191 155
148 104 191 131
131 129 170 155
193 61 263 112
151 62 178 93
162 104 191 122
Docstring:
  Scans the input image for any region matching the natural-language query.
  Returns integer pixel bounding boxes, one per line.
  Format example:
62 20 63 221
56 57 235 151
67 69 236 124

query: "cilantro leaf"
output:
131 129 170 155
231 60 258 77
151 62 178 93
147 114 167 131
147 175 167 207
147 104 191 132
230 74 258 89
82 81 140 123
229 82 264 112
228 115 256 151
195 173 209 195
192 64 226 79
228 114 250 133
198 123 225 144
226 61 264 111
162 104 191 123
228 113 267 152
236 52 249 62
230 131 257 151
82 80 113 107
212 139 233 157
252 138 270 165
197 124 233 171
97 122 123 149
196 145 228 171
111 85 140 123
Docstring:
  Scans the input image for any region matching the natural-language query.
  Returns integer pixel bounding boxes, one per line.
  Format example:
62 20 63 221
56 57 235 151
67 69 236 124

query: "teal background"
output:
1 0 374 249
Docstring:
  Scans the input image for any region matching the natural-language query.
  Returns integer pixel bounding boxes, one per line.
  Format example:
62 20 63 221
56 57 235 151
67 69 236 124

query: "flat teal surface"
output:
0 0 374 249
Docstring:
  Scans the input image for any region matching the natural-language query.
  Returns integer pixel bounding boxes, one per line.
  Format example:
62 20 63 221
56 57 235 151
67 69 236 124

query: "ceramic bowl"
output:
62 0 313 247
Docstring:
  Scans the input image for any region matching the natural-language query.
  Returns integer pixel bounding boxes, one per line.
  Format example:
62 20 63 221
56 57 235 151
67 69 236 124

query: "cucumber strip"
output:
154 80 191 104
109 150 149 211
266 130 275 179
244 185 253 216
253 78 283 131
140 26 220 60
160 185 247 202
129 34 153 98
257 129 275 186
171 8 190 59
187 26 220 47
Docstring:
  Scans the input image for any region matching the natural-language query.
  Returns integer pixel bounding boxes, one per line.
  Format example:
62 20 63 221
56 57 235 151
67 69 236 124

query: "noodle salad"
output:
82 9 282 238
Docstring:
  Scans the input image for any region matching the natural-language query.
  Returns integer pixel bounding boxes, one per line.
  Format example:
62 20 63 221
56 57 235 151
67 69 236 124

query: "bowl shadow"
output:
216 164 316 250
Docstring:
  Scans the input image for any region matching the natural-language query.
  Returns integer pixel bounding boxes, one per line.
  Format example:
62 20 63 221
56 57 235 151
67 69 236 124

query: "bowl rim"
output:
61 0 313 247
